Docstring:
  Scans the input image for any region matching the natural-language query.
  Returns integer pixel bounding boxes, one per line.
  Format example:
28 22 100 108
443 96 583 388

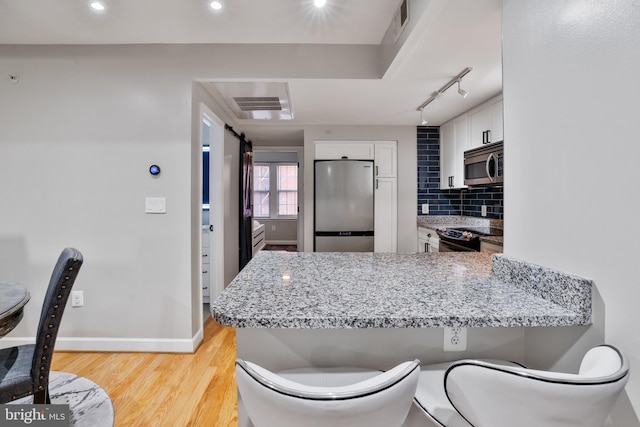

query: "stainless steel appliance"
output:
464 141 504 186
436 226 503 252
314 159 374 252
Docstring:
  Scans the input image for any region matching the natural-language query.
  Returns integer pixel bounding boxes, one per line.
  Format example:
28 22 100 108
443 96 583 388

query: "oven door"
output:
438 239 478 252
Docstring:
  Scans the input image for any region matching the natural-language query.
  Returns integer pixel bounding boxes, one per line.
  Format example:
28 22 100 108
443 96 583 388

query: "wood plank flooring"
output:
50 319 238 427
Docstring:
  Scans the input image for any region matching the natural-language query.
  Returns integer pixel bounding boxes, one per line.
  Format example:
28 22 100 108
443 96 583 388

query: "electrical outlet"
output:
421 203 429 214
481 205 487 217
271 225 276 231
443 326 467 351
71 290 84 307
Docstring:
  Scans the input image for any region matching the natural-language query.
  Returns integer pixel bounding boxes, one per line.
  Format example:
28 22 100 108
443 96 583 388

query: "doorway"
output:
200 104 224 324
253 147 303 251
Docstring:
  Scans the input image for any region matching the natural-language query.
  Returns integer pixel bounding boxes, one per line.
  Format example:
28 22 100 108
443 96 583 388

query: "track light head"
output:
420 109 428 126
457 80 469 98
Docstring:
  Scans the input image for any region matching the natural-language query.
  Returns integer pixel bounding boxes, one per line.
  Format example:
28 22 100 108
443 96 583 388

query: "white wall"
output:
303 126 417 253
0 46 195 351
0 43 382 351
0 47 244 352
503 0 640 423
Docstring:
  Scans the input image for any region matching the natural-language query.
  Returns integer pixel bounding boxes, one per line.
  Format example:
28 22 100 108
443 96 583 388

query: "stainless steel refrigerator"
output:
314 159 374 252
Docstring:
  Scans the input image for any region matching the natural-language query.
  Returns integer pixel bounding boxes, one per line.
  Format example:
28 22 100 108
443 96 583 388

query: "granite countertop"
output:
211 251 592 329
480 235 504 246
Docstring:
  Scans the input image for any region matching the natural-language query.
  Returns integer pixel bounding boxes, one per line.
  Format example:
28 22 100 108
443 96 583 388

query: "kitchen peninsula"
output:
212 251 592 425
213 251 590 329
212 251 591 369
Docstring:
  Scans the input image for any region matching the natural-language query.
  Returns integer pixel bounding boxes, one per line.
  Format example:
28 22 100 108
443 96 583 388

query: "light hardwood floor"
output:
51 319 238 427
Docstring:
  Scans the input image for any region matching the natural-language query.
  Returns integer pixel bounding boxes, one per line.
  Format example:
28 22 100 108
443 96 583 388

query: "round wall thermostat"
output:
149 165 161 176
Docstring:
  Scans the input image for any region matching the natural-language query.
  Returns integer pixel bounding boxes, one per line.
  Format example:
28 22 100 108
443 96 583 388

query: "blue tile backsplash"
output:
417 126 504 219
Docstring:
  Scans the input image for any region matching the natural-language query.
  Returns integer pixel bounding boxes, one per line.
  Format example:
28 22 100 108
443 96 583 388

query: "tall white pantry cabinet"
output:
314 141 398 252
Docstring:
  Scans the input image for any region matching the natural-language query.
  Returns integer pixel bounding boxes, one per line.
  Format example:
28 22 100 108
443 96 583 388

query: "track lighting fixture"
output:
420 109 428 125
457 80 469 98
416 67 472 112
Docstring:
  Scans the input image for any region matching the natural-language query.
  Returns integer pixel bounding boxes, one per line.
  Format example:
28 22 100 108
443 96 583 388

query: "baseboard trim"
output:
265 240 297 245
1 328 205 353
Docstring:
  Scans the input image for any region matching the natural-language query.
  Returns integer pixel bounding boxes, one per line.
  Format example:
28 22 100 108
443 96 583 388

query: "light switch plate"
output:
145 197 166 214
481 205 487 217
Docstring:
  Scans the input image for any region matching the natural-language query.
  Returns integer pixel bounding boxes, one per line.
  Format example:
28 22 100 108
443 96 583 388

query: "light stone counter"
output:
211 251 591 329
216 251 593 427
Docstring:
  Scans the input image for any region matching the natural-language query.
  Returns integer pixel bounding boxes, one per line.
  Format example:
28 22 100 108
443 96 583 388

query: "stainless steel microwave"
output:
464 141 503 186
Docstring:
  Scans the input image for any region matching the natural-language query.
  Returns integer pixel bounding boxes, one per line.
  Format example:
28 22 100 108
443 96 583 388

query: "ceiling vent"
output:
393 0 409 43
234 97 283 111
208 82 293 120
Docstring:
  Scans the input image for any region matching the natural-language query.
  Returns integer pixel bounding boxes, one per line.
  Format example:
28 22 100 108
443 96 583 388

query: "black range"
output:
436 226 503 252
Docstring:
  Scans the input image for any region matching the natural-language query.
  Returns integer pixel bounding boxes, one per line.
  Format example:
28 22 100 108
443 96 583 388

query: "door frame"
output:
199 103 225 318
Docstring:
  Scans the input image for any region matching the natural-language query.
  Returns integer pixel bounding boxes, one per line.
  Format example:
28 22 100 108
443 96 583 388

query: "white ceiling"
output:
0 0 503 144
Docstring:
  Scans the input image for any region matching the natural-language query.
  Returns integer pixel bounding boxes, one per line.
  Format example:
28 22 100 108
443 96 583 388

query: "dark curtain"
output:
239 138 253 270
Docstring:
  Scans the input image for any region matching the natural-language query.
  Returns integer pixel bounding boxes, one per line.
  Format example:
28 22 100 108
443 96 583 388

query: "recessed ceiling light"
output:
89 1 105 11
210 1 222 10
314 0 327 8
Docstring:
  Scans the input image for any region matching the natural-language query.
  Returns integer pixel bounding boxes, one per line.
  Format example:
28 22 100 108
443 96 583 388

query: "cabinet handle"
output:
376 179 379 189
209 225 213 232
203 254 208 257
203 270 208 274
425 242 429 252
376 165 379 176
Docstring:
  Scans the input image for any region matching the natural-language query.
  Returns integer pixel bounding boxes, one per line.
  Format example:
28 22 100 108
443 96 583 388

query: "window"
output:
253 164 270 218
253 162 298 218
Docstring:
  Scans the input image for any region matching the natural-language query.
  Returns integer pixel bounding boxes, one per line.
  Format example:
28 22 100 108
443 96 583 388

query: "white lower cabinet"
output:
418 227 439 252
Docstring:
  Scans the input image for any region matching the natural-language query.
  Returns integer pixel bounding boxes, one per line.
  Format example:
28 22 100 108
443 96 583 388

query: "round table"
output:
0 282 30 337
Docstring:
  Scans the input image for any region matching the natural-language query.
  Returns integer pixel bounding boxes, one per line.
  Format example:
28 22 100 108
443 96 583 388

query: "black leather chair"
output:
0 248 83 403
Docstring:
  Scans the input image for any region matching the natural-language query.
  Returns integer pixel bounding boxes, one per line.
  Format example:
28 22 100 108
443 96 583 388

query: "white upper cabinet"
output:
440 115 469 189
314 141 375 160
440 94 503 189
469 95 504 149
490 97 504 143
374 141 397 178
470 106 491 148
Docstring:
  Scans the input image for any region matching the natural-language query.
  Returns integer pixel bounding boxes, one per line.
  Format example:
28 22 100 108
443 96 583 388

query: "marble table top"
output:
211 252 592 329
0 282 31 337
9 371 114 427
